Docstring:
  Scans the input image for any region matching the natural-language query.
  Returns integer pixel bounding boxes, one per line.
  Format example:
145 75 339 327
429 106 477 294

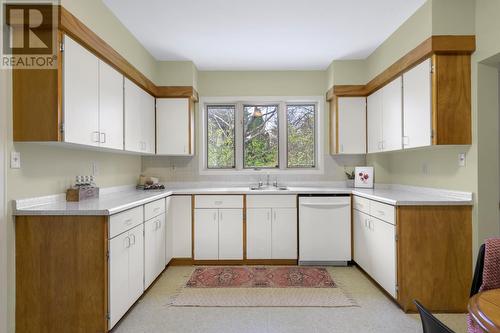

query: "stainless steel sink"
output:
249 185 288 191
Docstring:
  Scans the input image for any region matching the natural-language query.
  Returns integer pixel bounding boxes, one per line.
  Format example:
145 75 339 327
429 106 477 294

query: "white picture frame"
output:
354 167 374 188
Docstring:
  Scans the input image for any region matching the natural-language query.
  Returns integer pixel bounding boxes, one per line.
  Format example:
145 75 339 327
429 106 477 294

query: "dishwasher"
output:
298 194 351 265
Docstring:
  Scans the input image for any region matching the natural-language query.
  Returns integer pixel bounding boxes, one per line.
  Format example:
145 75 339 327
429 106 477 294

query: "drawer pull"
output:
124 218 133 225
377 210 385 215
214 201 223 205
153 207 160 212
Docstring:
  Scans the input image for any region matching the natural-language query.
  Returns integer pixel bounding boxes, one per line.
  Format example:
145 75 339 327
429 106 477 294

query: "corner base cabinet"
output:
353 196 472 312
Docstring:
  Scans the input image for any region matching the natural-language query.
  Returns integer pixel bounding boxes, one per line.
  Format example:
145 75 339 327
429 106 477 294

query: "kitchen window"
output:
201 97 323 174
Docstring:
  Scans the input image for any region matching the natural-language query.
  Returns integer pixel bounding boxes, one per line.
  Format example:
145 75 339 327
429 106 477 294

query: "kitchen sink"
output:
249 185 288 191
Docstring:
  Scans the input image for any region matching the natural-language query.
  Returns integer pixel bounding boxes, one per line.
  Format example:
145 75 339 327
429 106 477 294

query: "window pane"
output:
243 105 279 168
207 105 235 169
287 104 315 168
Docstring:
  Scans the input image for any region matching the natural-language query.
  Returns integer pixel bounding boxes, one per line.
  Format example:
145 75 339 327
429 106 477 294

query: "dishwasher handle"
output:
300 202 350 208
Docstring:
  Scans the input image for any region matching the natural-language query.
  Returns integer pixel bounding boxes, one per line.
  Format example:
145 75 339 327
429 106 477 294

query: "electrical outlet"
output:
422 162 430 175
458 153 466 167
10 151 21 169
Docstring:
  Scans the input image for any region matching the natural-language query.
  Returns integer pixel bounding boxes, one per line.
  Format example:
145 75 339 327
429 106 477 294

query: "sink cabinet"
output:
246 195 297 260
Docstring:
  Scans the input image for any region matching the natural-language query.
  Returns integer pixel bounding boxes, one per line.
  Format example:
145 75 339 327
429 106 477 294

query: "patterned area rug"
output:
170 266 358 308
186 266 336 288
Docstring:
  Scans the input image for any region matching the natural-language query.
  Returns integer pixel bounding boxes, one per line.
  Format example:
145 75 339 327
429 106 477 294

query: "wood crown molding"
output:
58 6 198 100
326 35 475 101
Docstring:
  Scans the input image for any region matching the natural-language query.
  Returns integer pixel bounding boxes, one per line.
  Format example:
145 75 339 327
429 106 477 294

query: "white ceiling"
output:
103 0 426 71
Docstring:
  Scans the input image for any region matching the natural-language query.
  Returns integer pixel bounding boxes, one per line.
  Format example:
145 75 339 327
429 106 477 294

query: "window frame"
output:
199 96 324 175
205 104 237 169
286 103 317 169
242 103 280 170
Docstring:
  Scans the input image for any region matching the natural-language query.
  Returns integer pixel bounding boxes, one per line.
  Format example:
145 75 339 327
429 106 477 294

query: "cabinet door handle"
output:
100 132 106 143
273 210 277 221
267 211 270 221
130 234 136 245
403 136 409 146
124 236 131 248
213 212 217 221
219 211 223 221
92 131 100 143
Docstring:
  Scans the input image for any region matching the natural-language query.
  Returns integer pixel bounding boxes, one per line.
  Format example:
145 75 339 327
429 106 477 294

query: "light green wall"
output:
62 0 157 82
156 61 198 88
366 1 432 79
325 60 367 88
198 71 326 96
431 0 475 35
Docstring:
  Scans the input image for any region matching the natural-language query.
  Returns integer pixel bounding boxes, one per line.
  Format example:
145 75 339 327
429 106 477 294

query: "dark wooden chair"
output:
414 300 455 333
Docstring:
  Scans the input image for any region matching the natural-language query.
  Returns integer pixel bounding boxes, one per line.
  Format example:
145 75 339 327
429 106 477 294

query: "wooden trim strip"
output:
169 258 298 266
155 86 199 101
325 35 475 101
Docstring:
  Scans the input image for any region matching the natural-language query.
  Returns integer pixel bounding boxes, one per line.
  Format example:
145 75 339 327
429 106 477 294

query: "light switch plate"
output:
10 151 21 169
458 153 466 167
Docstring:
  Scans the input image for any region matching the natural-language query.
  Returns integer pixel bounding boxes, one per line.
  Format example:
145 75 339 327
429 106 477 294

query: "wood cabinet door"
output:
63 35 99 147
367 89 383 153
246 208 272 259
156 98 190 155
109 231 130 329
403 58 432 149
271 208 297 259
337 97 366 154
170 196 192 258
128 224 144 303
353 209 371 275
382 76 403 152
98 60 124 150
194 209 219 260
218 209 243 260
124 78 143 153
144 218 157 289
370 218 397 298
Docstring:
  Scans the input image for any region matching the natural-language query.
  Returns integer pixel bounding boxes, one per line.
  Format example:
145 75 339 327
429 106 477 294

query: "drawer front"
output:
144 198 166 220
195 195 243 209
109 206 144 238
353 195 370 214
370 200 395 225
246 195 296 208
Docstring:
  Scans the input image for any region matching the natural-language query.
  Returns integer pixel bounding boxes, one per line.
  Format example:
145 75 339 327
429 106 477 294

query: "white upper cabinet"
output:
156 98 194 156
124 78 155 154
367 76 403 153
382 76 403 152
367 89 383 153
98 60 124 150
336 97 366 154
403 58 432 149
63 35 99 147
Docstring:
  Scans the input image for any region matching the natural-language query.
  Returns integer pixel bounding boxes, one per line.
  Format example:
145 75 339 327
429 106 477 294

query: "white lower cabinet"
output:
272 208 297 259
144 214 166 288
169 196 192 258
246 208 272 259
194 209 219 260
109 223 144 329
353 196 397 298
218 209 243 259
246 195 297 260
193 195 244 260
